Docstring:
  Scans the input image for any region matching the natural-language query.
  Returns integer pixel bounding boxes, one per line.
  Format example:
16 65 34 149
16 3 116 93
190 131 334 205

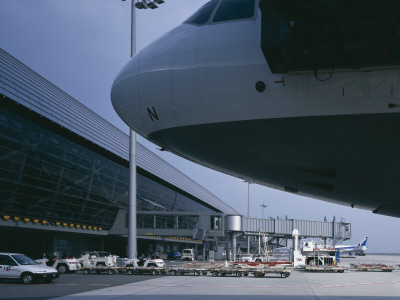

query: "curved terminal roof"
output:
0 48 239 215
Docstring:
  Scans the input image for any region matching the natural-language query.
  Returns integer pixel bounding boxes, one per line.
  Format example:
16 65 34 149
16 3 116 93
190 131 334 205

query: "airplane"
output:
335 237 368 256
111 0 400 218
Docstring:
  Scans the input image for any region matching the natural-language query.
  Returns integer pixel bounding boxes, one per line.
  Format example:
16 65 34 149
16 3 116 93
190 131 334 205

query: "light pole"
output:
243 180 252 218
124 0 166 259
243 180 252 254
260 203 267 219
127 0 137 260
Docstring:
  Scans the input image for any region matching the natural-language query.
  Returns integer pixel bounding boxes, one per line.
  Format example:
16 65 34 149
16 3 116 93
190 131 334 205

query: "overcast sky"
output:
1 0 399 253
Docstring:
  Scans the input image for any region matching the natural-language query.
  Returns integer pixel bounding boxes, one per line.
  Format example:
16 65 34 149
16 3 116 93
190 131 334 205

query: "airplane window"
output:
184 0 220 25
213 0 255 23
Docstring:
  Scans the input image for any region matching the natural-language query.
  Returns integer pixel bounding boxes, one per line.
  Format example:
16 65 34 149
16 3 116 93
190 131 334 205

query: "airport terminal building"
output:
0 48 241 259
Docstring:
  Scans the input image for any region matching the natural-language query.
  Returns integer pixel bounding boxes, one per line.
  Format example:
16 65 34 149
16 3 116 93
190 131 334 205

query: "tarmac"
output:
52 255 400 300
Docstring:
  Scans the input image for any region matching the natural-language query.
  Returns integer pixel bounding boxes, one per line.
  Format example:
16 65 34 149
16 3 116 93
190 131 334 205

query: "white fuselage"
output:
112 6 398 135
111 1 400 217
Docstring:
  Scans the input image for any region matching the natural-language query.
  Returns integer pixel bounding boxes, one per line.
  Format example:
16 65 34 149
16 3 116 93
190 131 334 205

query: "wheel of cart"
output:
212 271 218 277
107 269 115 275
170 270 177 276
254 272 263 278
281 272 289 278
236 271 243 277
84 269 91 275
127 269 135 275
202 271 208 275
194 270 200 276
152 270 158 276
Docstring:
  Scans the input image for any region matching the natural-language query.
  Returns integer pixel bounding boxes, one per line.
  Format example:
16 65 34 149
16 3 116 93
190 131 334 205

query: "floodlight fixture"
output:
132 0 165 10
146 1 158 9
135 1 147 9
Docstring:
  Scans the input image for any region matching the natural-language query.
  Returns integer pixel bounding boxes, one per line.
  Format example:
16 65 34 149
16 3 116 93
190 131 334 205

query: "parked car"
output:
0 253 59 284
167 251 182 260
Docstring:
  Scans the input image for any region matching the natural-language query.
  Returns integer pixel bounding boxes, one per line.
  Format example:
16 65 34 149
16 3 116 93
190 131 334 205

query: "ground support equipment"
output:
209 265 250 277
350 263 395 272
82 265 126 275
302 265 347 273
169 266 208 276
126 266 166 276
250 266 291 278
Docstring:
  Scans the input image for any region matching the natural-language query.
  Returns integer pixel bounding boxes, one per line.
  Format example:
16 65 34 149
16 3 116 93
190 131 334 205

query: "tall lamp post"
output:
243 180 252 254
123 0 166 259
243 180 252 218
260 203 267 219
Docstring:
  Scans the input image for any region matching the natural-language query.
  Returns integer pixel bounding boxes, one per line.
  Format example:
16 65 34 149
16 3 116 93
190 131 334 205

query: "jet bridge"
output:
237 216 351 254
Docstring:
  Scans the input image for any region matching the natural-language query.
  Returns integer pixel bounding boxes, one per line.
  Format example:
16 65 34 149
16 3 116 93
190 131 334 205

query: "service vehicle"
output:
234 254 254 262
301 239 338 266
129 257 165 268
181 249 195 261
78 251 119 268
0 253 59 284
51 258 81 274
36 256 81 274
124 257 166 275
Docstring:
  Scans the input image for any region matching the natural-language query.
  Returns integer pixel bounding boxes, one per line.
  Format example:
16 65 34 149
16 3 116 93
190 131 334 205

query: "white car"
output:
0 253 59 284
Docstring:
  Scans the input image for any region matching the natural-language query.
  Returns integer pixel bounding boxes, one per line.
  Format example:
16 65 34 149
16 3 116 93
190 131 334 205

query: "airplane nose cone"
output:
111 53 142 132
111 27 178 138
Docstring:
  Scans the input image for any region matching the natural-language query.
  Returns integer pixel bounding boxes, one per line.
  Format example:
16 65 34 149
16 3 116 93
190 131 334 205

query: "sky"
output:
1 0 399 253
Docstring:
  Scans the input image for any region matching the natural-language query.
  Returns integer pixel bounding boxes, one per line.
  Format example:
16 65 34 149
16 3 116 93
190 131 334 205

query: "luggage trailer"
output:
82 265 166 275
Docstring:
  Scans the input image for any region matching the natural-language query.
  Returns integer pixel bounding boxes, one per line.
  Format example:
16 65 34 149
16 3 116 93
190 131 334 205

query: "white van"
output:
0 253 59 284
181 249 195 261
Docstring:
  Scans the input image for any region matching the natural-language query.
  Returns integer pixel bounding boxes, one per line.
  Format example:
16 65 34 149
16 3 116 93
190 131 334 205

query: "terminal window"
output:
211 216 222 230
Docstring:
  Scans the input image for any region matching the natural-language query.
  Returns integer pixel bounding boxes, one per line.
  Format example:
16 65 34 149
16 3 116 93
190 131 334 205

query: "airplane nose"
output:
111 27 178 137
111 52 142 132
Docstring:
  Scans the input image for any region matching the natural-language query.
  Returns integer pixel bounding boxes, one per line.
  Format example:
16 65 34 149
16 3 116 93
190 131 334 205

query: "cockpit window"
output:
184 0 220 25
213 0 255 23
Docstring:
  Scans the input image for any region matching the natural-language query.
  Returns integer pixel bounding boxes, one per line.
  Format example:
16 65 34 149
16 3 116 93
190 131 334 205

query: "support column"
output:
232 233 241 261
127 0 137 260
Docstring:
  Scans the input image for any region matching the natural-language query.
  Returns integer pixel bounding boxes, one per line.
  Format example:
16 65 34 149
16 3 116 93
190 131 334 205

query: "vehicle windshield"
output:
11 254 38 265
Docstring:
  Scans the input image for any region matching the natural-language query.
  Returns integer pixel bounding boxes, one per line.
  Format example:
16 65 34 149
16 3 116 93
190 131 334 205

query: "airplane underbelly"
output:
149 112 400 218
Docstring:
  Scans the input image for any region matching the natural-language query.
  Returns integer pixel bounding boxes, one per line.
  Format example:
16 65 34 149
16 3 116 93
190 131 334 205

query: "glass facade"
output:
0 97 217 230
137 173 216 213
0 102 125 229
138 214 199 230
